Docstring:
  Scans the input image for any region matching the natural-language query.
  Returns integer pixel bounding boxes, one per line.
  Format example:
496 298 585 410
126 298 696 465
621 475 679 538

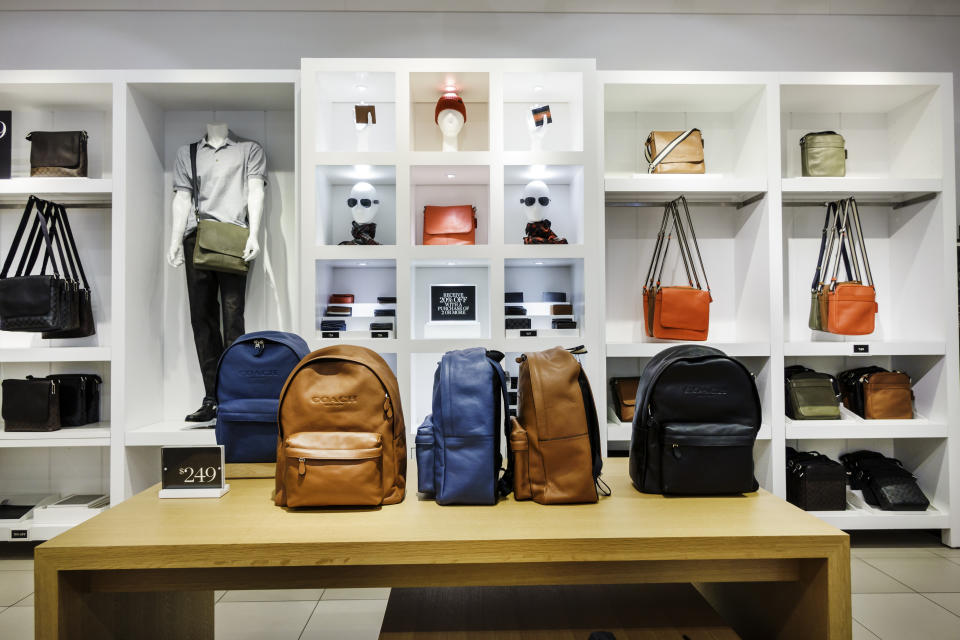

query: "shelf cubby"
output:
505 164 583 245
411 164 490 246
315 164 396 246
411 260 490 340
410 71 489 152
314 259 398 340
312 70 396 153
503 71 584 153
503 258 583 339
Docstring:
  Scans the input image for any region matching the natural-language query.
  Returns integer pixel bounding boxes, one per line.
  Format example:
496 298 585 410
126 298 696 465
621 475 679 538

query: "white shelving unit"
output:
300 59 602 439
598 70 957 544
1 66 954 544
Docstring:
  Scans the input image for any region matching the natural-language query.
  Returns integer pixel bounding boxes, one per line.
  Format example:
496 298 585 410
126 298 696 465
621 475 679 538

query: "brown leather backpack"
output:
508 346 607 504
275 345 406 507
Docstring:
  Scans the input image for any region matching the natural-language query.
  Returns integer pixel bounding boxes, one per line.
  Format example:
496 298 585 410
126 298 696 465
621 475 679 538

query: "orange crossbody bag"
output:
642 196 712 341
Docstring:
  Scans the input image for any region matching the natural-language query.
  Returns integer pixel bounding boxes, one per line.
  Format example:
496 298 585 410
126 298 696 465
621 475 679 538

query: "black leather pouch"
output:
504 306 527 316
505 292 524 303
505 317 531 330
45 374 101 427
374 308 396 317
1 378 61 431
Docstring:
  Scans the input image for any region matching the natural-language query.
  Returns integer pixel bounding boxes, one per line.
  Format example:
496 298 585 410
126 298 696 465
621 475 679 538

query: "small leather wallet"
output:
542 292 567 302
552 319 577 329
374 309 396 317
377 296 397 304
320 320 347 331
505 317 531 330
532 105 552 127
355 104 376 125
550 303 574 315
504 306 527 316
329 293 355 304
325 306 352 316
509 392 518 405
505 292 524 303
510 377 518 390
369 322 393 331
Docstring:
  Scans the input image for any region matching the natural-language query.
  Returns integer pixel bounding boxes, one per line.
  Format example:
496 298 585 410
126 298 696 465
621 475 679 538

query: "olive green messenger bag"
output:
189 142 250 275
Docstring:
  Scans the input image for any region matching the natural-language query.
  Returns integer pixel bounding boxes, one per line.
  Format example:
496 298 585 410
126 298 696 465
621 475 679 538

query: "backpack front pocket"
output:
217 398 280 463
661 423 757 495
283 431 383 507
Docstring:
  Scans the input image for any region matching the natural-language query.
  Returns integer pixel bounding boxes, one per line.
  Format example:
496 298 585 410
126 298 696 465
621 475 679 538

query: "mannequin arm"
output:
168 191 192 267
243 178 266 262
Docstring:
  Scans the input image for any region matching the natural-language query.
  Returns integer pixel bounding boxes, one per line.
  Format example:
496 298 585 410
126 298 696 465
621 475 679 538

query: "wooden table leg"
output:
696 545 852 640
35 560 214 640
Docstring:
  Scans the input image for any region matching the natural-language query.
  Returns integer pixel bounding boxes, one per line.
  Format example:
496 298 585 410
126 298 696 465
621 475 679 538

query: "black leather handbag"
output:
26 131 88 177
504 306 527 316
0 197 76 333
44 374 101 426
43 204 95 338
1 378 61 432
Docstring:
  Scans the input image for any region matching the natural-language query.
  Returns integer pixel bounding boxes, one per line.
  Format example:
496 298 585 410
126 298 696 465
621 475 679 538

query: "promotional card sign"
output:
0 111 10 179
431 284 476 322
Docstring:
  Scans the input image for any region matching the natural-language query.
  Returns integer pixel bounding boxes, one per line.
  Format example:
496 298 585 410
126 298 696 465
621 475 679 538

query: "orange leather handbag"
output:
422 205 477 245
642 196 712 341
812 198 877 336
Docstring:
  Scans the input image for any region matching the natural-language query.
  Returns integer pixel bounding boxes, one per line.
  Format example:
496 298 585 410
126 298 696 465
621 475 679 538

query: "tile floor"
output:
2 532 960 639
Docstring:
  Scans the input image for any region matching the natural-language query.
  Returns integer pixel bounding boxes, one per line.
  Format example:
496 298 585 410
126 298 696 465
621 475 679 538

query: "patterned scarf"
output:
523 219 568 245
339 221 380 245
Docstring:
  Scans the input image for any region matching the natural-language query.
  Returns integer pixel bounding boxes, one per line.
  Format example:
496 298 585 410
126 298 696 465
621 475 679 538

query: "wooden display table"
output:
35 459 850 640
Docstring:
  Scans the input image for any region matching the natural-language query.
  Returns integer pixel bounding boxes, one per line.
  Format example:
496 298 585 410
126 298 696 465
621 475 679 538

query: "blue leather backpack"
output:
215 331 310 463
416 347 509 505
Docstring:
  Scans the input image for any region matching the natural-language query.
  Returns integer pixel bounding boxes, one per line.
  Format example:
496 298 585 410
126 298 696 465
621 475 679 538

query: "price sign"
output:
0 111 10 179
160 446 226 497
430 284 477 322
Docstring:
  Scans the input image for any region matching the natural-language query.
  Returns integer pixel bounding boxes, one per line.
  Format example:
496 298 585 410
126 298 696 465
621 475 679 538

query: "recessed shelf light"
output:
358 262 367 266
446 173 456 179
534 261 544 265
444 85 458 93
447 261 456 266
355 84 367 93
533 85 544 93
354 164 372 178
530 164 547 179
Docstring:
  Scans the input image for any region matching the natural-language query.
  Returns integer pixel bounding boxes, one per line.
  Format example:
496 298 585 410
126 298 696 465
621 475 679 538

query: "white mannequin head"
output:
435 92 467 152
521 180 551 223
348 182 380 224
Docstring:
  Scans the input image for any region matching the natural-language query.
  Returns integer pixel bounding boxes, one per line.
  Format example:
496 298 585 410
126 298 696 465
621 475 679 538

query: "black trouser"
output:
183 231 247 402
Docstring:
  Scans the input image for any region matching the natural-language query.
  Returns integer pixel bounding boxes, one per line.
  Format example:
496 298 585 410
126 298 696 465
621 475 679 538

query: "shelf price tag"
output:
159 445 229 499
853 344 869 354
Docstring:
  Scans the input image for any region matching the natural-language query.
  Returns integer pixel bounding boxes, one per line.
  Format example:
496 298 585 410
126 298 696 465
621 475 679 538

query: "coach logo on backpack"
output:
682 385 728 397
312 394 359 406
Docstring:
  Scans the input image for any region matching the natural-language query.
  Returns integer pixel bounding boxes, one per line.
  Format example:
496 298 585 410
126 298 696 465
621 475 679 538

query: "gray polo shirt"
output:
173 133 267 236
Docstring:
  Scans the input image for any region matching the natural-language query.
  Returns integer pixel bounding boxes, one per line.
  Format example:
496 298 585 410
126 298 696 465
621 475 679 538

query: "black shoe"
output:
185 401 217 422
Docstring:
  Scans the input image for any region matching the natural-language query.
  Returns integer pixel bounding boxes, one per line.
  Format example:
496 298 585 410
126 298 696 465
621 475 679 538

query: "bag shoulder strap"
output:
577 366 610 496
189 141 200 219
55 204 90 290
1 197 38 279
647 128 699 173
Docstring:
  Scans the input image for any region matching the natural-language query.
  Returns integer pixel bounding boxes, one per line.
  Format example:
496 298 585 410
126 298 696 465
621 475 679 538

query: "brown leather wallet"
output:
329 294 355 304
325 306 352 316
550 303 574 315
355 104 376 125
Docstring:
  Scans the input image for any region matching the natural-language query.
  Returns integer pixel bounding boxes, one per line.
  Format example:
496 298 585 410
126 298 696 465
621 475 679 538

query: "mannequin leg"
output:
218 270 247 347
183 232 224 403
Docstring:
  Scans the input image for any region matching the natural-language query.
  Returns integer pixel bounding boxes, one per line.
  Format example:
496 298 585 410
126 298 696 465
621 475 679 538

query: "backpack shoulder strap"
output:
577 366 610 496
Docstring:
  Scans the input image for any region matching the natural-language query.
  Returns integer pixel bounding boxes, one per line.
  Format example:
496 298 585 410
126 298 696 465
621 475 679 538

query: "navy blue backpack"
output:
215 331 310 463
416 348 509 505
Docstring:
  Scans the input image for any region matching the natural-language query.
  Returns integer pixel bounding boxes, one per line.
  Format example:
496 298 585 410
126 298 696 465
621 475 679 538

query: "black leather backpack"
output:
628 345 762 495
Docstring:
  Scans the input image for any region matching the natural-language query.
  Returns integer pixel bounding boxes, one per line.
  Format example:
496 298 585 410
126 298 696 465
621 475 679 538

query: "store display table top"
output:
35 458 850 640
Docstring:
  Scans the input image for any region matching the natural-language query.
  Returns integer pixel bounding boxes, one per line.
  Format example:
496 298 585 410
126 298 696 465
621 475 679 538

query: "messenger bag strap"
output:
811 202 835 292
677 195 711 295
190 141 201 223
647 128 699 174
55 204 91 290
22 199 61 279
1 196 40 278
644 203 671 290
489 355 513 498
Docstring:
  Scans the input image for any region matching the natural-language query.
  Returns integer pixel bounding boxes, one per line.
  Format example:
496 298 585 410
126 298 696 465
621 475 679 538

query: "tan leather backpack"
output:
508 346 607 504
275 345 406 507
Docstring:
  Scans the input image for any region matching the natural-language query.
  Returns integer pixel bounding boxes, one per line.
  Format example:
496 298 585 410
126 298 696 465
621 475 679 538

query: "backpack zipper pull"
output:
253 339 265 356
672 443 681 459
298 458 306 476
383 394 393 419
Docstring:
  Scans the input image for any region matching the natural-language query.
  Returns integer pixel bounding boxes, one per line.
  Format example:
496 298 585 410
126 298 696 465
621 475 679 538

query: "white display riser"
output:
505 328 579 338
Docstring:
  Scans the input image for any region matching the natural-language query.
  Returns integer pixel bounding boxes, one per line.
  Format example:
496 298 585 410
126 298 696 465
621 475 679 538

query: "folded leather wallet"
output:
510 377 518 390
369 322 394 331
509 391 518 405
377 296 397 304
505 317 532 330
374 309 395 317
504 306 527 316
542 291 567 302
505 292 524 303
325 306 352 316
320 320 346 331
552 319 577 329
329 294 355 304
550 303 574 315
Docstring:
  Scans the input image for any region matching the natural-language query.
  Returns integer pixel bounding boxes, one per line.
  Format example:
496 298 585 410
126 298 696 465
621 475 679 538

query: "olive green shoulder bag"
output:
190 142 250 275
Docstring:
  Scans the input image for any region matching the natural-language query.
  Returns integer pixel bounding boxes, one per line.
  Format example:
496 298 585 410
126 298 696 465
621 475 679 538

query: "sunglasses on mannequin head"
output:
521 196 550 207
347 198 380 208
